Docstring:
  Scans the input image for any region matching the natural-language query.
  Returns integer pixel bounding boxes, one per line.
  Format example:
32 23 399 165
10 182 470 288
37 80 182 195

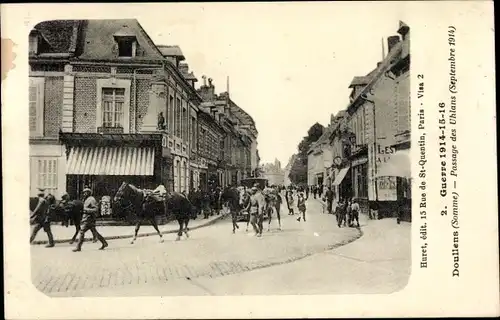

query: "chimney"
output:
198 75 215 101
387 35 400 53
178 62 189 75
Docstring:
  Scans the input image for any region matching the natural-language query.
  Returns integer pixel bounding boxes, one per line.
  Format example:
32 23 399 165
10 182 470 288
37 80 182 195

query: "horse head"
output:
113 181 141 208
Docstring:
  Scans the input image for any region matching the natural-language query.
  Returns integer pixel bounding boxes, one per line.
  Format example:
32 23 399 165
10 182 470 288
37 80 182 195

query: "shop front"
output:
61 133 163 204
374 146 411 221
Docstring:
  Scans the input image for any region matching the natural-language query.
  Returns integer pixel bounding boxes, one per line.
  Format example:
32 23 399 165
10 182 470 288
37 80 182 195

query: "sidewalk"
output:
31 214 225 245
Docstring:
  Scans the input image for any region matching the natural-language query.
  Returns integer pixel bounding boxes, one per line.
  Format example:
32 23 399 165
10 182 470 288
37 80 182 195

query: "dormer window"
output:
113 26 137 58
117 38 136 57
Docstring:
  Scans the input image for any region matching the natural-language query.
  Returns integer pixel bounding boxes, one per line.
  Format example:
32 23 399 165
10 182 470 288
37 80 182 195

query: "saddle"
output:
143 189 166 203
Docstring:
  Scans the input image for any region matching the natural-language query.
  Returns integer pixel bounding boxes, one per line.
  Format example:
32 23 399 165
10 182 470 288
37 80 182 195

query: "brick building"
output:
29 18 260 200
29 19 201 199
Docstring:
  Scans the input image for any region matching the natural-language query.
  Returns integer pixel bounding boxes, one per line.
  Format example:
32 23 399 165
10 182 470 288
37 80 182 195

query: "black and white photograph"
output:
27 15 412 298
3 2 498 318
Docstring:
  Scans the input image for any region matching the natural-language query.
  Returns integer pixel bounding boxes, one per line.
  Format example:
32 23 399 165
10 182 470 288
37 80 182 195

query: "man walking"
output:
249 185 266 237
30 188 55 248
325 187 334 214
72 187 108 252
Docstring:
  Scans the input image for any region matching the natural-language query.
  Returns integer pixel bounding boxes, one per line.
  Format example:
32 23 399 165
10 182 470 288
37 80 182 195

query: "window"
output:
102 88 125 128
168 95 174 132
191 117 197 149
29 77 45 137
33 158 58 196
175 98 181 137
96 79 131 133
117 38 136 58
182 107 188 140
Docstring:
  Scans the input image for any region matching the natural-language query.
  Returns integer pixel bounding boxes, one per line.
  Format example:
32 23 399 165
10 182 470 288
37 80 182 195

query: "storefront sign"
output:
377 176 397 201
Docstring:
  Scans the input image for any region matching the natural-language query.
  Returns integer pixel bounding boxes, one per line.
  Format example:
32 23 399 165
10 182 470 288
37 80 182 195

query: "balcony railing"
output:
98 127 124 134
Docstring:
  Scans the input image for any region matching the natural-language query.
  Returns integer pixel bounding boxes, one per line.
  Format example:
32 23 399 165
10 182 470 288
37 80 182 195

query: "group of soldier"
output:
30 187 108 252
29 182 326 250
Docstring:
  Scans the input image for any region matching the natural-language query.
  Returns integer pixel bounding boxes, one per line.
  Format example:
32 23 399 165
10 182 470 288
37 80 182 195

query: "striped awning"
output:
67 146 155 176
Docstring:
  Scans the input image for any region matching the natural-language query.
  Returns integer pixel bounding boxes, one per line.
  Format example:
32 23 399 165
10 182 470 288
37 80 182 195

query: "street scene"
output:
29 17 411 297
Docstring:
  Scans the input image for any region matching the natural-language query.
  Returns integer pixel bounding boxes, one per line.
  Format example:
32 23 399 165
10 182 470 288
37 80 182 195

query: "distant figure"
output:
325 187 334 214
312 186 317 199
350 198 361 227
296 192 307 222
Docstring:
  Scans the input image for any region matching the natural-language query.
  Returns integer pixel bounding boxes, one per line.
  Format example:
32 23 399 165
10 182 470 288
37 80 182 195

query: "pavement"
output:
30 213 225 245
31 199 410 296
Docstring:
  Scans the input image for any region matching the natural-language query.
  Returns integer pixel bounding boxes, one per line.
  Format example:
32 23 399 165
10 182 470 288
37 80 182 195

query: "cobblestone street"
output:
32 200 362 296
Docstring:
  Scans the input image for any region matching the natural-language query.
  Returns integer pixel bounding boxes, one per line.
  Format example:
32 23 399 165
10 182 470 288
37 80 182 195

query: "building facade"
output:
325 21 411 219
262 159 285 186
29 19 260 201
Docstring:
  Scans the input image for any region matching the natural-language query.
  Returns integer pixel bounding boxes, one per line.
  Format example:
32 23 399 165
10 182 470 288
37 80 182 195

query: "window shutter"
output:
29 84 38 134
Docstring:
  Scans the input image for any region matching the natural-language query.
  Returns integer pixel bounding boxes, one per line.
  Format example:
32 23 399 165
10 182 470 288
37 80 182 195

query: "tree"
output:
288 122 324 185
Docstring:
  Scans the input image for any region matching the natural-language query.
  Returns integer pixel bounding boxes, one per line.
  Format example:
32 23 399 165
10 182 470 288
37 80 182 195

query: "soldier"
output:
30 188 55 248
248 186 266 237
72 187 108 252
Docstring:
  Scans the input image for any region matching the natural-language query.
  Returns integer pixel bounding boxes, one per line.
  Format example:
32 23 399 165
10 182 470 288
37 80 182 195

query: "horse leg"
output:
150 218 164 243
267 207 272 232
176 219 182 241
276 205 282 230
70 223 80 244
131 220 141 244
183 218 190 238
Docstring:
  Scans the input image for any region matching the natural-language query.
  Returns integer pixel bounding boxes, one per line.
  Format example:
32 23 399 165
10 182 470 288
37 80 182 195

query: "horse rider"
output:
30 188 55 248
72 187 108 252
248 184 266 237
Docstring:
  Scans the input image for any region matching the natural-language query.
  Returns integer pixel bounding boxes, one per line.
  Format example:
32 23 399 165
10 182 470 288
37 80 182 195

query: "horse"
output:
220 186 243 233
114 182 192 243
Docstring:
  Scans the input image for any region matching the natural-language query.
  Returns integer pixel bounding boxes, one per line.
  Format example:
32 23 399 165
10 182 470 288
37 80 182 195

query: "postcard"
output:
2 1 498 318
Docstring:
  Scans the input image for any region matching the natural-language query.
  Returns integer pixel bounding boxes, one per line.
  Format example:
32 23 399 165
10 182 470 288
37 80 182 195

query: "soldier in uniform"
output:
248 185 266 237
72 187 108 252
30 188 56 247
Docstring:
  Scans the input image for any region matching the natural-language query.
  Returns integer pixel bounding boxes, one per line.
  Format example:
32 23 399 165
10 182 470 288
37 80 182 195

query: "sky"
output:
136 2 410 167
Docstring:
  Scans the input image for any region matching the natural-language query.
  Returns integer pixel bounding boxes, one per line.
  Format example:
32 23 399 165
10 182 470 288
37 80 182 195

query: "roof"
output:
308 126 333 154
346 40 403 114
32 20 80 54
227 98 254 126
348 76 370 88
157 45 185 60
185 72 198 81
76 19 165 62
